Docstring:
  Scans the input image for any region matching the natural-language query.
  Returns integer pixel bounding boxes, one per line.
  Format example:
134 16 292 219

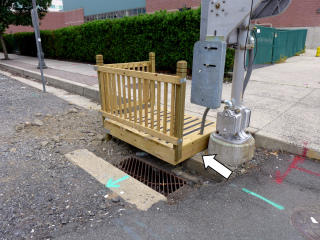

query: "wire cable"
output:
243 0 254 71
247 29 258 69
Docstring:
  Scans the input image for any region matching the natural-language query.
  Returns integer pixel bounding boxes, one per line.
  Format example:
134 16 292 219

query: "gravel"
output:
0 74 139 239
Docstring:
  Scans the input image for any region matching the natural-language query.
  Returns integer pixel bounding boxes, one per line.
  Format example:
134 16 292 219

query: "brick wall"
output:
64 9 84 26
5 9 84 34
254 0 320 28
146 0 201 13
147 0 320 28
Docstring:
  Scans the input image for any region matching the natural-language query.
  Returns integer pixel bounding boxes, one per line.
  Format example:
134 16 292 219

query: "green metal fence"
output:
250 26 307 65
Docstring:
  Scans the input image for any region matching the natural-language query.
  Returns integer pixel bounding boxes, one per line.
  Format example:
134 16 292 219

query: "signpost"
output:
31 0 47 93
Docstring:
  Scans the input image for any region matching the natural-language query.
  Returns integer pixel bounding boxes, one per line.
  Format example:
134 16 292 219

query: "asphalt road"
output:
1 73 320 239
60 152 320 240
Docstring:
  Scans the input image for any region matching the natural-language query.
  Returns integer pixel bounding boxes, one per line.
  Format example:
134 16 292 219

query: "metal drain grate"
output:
116 157 186 196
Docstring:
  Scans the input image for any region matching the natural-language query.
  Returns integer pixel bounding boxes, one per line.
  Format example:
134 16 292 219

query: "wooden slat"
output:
98 66 182 85
144 79 149 127
163 82 168 134
117 74 123 118
99 72 106 112
99 110 179 145
112 74 118 116
144 108 167 130
138 78 143 125
150 81 155 129
122 75 127 119
105 73 111 112
102 73 108 113
127 77 132 121
170 84 175 136
107 73 115 113
157 81 161 131
133 77 137 123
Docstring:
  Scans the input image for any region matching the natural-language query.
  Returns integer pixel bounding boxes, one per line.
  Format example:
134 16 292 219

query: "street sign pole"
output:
31 0 46 93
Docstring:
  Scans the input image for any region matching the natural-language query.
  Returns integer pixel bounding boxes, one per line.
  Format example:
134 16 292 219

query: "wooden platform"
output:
102 107 216 165
96 53 216 165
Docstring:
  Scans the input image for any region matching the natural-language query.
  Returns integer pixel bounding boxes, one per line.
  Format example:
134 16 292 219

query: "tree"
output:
0 0 51 60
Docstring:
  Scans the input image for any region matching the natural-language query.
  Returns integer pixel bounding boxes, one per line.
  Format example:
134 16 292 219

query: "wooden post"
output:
96 55 112 142
149 52 155 73
149 52 156 117
96 55 104 110
174 60 187 162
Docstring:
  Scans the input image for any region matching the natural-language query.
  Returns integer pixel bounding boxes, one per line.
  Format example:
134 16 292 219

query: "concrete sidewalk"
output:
0 50 319 161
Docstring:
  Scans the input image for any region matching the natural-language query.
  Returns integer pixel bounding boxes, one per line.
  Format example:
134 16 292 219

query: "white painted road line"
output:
65 149 167 211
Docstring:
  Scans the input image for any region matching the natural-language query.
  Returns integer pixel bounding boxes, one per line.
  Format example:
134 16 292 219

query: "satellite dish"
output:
251 0 291 20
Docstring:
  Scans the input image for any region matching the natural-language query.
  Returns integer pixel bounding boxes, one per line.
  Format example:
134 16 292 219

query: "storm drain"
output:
116 157 186 196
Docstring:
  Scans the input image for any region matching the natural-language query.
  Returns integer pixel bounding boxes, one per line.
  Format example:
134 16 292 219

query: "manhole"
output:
291 210 320 240
116 157 186 196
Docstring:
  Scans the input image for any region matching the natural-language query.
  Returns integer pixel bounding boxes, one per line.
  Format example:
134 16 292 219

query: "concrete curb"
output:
0 62 100 102
253 131 320 160
1 62 319 180
185 130 320 180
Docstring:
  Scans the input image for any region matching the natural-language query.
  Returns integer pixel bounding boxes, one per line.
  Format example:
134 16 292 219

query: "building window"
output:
84 8 147 22
50 5 55 8
59 6 63 10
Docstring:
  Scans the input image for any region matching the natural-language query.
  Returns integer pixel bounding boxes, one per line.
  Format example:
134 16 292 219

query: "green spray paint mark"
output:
242 188 284 210
106 175 129 188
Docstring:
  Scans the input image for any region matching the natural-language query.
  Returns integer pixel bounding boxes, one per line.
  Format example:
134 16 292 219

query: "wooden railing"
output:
95 53 187 159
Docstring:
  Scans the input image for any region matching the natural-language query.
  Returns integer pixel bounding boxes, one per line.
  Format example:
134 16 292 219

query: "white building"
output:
48 0 63 12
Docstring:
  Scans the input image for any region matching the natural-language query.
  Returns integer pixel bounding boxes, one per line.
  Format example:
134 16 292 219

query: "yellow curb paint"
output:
307 149 320 161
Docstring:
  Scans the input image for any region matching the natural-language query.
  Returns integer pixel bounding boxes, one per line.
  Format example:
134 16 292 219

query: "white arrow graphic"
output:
202 154 232 179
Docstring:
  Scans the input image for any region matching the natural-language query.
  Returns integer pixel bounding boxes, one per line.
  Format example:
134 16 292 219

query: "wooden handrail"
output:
97 66 183 85
104 61 150 70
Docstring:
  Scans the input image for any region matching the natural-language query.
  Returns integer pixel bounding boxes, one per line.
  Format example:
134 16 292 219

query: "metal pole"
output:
230 16 250 108
32 0 47 70
31 7 46 93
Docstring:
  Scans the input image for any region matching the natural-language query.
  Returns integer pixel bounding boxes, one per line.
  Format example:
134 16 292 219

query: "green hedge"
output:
0 34 15 53
8 8 234 72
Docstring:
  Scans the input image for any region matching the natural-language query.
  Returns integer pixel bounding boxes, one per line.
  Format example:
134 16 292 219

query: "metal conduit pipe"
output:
221 100 233 108
200 107 210 135
242 47 254 96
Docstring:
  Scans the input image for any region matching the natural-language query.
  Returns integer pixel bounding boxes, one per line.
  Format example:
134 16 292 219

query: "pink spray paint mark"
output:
275 156 305 184
275 143 319 184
